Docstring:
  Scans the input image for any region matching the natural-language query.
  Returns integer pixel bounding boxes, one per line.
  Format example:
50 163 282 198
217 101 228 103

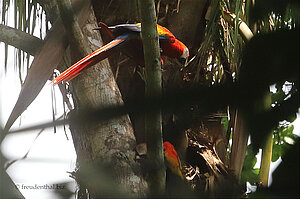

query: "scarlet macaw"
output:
51 22 189 85
163 141 184 179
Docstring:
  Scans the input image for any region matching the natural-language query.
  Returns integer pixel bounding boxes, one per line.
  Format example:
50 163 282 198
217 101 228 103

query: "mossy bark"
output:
138 0 165 196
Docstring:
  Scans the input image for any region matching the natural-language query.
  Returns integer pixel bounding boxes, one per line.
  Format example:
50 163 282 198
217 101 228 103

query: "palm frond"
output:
0 0 48 76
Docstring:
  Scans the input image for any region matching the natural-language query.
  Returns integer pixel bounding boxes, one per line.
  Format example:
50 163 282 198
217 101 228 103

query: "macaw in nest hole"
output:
163 141 184 179
51 22 189 85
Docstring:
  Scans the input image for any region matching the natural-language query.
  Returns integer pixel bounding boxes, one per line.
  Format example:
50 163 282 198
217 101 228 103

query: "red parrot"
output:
51 22 189 85
163 141 184 179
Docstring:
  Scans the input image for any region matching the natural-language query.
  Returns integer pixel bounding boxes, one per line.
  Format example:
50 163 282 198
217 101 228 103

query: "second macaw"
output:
51 22 189 85
163 141 184 179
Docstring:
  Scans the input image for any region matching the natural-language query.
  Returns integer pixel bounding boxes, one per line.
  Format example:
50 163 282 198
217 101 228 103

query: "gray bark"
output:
0 24 43 56
63 2 147 197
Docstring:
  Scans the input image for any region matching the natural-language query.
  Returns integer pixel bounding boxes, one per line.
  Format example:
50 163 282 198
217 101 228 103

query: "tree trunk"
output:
258 92 273 187
138 0 165 196
64 2 147 198
229 110 249 179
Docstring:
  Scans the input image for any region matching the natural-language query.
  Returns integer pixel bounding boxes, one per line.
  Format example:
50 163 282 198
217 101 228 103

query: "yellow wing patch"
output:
136 23 176 43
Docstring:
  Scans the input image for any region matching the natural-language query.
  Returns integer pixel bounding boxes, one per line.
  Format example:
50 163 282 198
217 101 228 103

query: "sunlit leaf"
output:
272 123 298 162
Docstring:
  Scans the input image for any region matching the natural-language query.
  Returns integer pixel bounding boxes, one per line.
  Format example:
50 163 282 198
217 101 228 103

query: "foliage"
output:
250 0 300 28
271 82 298 123
221 117 229 134
272 122 298 162
271 81 298 163
250 138 300 198
241 144 259 184
0 0 47 75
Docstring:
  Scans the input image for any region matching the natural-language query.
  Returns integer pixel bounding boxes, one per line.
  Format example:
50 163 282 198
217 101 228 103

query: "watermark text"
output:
16 183 66 190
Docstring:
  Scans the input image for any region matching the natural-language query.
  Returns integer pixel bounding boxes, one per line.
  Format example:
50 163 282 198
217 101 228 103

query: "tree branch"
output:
138 0 165 196
36 0 60 24
57 0 89 58
223 10 254 179
0 24 43 56
222 11 254 42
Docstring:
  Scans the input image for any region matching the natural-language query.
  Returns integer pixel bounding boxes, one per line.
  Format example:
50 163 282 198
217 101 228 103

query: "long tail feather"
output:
51 36 127 85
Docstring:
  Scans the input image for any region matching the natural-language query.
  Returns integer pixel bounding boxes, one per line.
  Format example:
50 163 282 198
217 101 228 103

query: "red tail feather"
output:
51 38 125 85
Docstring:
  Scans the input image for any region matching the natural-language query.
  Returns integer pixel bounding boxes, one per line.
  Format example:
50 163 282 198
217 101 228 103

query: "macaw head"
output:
175 39 189 66
163 141 184 178
163 141 178 161
163 141 175 151
180 45 190 65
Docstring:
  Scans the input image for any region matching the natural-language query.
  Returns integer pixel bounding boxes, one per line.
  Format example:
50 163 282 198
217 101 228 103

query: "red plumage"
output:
51 22 189 85
163 141 183 178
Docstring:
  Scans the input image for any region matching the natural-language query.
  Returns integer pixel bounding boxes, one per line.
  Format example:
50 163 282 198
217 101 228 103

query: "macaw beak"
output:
178 57 188 66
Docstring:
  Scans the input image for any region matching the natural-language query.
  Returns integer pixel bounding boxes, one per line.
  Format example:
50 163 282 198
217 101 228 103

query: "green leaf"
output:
272 123 298 162
282 125 294 136
241 144 259 183
272 142 281 162
221 117 229 132
241 167 259 184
